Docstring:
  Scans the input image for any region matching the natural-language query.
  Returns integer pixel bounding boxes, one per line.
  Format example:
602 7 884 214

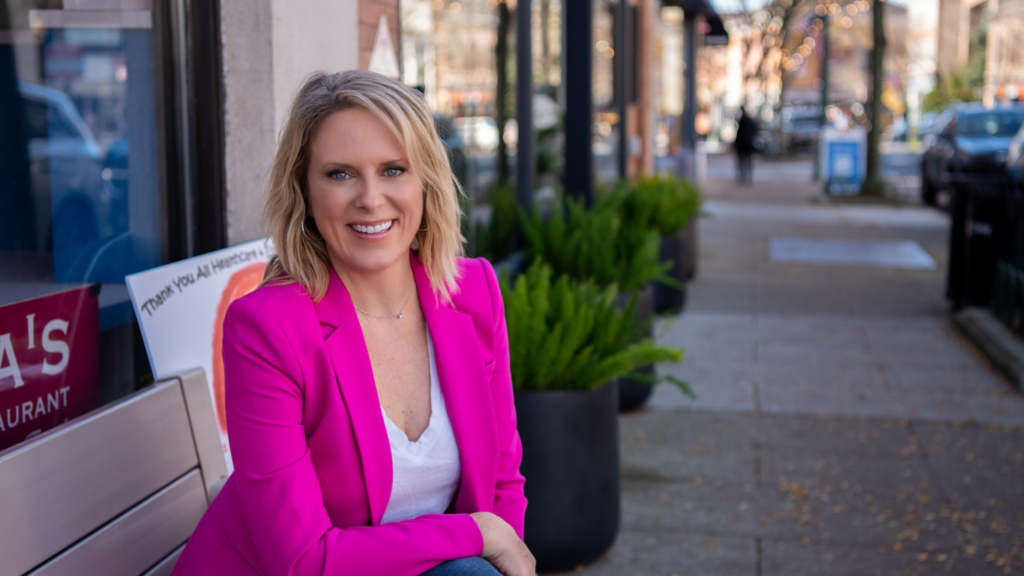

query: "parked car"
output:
780 106 821 153
1007 121 1024 185
453 116 499 155
920 103 1024 205
918 111 939 138
18 82 116 257
887 117 908 142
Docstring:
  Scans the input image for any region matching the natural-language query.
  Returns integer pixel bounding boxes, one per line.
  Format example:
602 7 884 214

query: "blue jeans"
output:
421 556 501 576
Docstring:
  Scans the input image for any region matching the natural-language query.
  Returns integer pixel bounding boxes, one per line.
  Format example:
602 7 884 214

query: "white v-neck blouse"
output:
379 332 462 524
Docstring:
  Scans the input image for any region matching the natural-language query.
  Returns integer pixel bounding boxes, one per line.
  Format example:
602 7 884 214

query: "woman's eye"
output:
328 170 351 181
384 167 405 177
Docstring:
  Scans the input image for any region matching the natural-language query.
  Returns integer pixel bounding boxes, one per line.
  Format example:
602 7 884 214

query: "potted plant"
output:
607 175 702 313
472 181 520 264
519 197 681 411
501 263 685 572
519 195 670 294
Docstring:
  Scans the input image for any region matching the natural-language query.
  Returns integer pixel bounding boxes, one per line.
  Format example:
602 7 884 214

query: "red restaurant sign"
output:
0 286 100 452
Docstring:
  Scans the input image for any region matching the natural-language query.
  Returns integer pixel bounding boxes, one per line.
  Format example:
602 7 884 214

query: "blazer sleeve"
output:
222 296 484 576
478 258 529 539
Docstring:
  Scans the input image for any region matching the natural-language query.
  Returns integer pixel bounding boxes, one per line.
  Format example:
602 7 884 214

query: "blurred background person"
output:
734 107 759 185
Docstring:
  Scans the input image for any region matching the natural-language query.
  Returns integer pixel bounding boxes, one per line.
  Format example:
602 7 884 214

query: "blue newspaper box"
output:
820 128 866 195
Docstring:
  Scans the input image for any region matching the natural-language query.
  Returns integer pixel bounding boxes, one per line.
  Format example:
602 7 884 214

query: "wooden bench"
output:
0 368 227 576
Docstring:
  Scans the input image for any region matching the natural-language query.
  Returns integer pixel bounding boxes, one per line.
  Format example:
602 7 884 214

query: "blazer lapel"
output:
315 269 392 527
411 254 498 513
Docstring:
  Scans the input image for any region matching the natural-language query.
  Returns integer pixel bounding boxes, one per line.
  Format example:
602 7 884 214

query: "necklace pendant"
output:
398 313 403 319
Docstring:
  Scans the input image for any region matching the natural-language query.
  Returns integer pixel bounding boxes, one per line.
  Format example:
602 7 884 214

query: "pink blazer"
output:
171 252 526 576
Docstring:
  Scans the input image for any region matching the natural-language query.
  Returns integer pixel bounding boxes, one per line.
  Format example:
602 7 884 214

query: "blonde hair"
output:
261 70 465 304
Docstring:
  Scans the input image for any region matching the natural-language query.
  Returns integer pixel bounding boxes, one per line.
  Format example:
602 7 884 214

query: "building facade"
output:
0 0 716 458
986 0 1024 101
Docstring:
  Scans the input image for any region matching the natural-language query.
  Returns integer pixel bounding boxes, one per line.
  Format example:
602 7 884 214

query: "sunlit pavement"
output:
563 156 1024 575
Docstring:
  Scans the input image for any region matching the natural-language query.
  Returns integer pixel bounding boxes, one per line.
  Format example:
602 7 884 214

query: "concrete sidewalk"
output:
565 162 1024 575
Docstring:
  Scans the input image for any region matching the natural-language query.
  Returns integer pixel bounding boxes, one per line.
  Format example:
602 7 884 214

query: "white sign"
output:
127 239 275 472
368 15 400 79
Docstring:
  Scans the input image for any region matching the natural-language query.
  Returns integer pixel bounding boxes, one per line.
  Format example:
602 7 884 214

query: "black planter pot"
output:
617 286 655 412
654 226 689 313
682 218 698 282
618 365 654 412
514 381 620 572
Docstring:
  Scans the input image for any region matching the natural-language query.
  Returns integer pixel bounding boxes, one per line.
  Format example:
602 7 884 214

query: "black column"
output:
564 0 594 206
190 0 227 253
681 12 697 153
516 0 535 210
496 1 510 183
615 0 629 179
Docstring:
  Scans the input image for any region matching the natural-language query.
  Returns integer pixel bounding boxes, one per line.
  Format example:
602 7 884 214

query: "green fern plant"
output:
501 262 691 393
473 181 519 262
519 195 673 292
600 175 702 237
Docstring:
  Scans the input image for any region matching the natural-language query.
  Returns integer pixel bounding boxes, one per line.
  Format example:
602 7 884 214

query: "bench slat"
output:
141 544 185 576
27 470 206 576
0 381 199 576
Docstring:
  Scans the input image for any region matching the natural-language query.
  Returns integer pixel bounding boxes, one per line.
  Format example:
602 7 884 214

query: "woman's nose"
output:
354 177 386 212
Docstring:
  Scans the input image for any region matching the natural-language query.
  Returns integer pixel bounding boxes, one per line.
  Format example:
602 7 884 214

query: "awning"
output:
661 0 729 44
705 14 728 45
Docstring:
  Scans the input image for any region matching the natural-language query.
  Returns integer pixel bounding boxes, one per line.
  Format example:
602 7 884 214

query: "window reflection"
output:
1 9 161 310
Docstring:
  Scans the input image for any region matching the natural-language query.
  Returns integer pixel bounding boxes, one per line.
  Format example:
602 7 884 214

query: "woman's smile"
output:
349 218 397 240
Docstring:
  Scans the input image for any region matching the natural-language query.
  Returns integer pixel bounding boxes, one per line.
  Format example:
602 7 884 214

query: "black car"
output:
1007 120 1024 185
780 106 822 153
921 103 1024 206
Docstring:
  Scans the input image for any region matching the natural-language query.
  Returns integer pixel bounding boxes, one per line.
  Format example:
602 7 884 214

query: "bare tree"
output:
736 0 815 119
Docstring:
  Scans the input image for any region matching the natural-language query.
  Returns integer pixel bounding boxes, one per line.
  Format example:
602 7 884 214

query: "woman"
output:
171 70 534 576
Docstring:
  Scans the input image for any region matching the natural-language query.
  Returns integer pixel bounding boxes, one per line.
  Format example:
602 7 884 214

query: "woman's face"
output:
306 108 424 276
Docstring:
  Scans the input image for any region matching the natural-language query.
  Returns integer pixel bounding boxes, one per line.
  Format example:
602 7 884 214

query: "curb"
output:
952 307 1024 391
813 193 919 207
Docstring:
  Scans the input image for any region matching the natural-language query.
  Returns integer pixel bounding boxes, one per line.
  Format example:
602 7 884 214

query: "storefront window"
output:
401 0 500 202
656 5 685 159
532 0 563 198
593 0 615 185
0 1 165 451
534 0 560 87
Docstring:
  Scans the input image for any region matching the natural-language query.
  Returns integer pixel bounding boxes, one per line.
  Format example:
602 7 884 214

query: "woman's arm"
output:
478 258 528 539
223 297 483 576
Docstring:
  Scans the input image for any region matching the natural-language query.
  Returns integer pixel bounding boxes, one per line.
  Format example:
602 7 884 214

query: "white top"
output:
380 332 462 524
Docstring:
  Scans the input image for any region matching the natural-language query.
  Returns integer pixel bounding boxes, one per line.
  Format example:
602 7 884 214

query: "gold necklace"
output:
353 290 415 319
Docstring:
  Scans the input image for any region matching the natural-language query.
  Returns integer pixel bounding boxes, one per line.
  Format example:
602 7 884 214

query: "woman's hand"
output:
470 512 536 576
